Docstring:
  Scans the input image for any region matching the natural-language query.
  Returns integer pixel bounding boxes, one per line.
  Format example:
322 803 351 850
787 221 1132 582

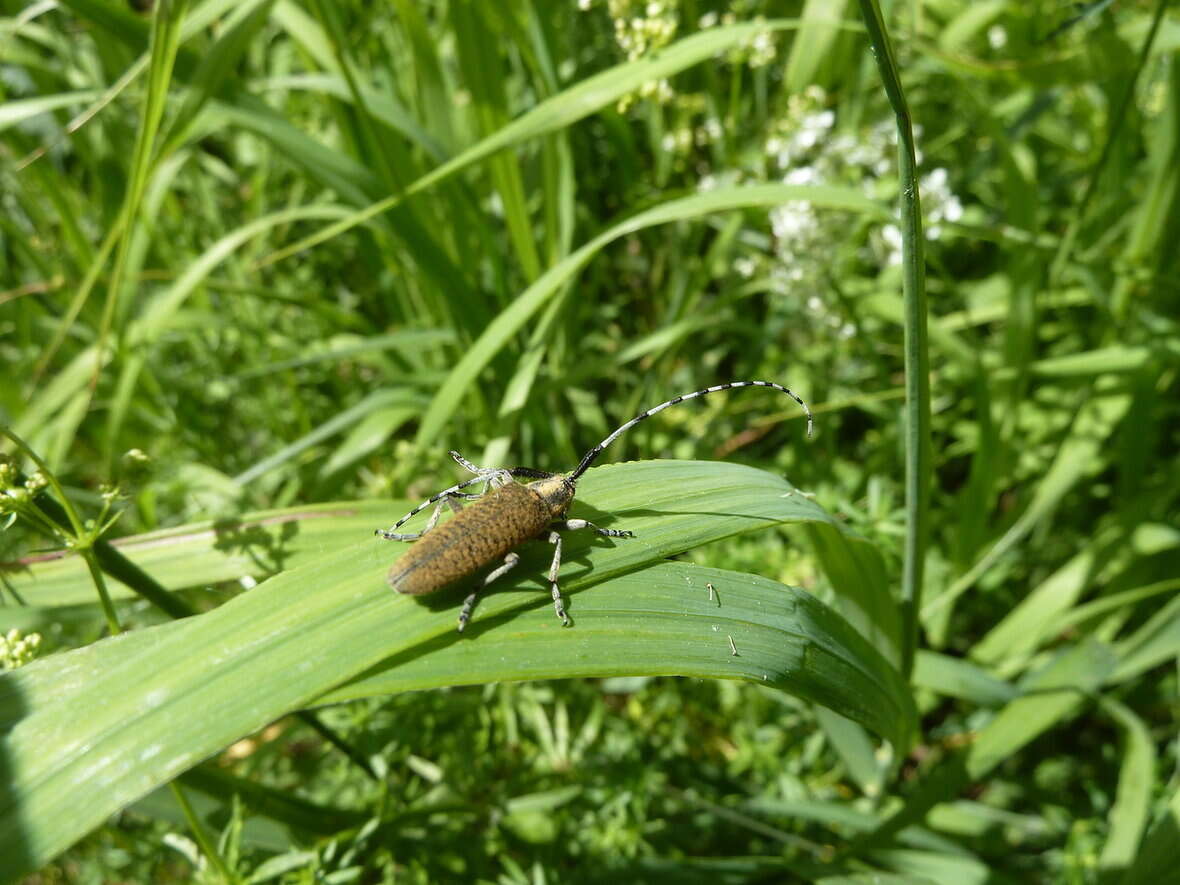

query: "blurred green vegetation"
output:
2 0 1178 882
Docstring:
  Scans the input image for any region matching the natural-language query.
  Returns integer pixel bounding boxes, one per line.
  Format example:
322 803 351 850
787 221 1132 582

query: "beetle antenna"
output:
568 380 812 482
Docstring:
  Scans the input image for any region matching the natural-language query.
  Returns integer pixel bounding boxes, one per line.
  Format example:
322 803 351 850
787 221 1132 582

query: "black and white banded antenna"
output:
569 380 813 482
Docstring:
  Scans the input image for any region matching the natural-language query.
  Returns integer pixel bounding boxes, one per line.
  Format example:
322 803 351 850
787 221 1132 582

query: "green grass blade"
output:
804 520 901 667
971 546 1099 672
966 639 1117 779
451 0 542 281
1110 593 1180 684
1097 698 1156 874
813 707 883 797
853 640 1117 854
784 0 849 92
416 183 887 446
1119 785 1180 885
912 650 1017 707
0 460 910 878
256 18 864 267
0 91 103 131
926 390 1132 624
94 0 189 396
232 389 417 486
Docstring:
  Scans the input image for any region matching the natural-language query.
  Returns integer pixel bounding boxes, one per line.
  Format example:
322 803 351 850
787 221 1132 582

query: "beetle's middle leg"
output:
544 520 633 625
546 530 570 626
457 552 521 632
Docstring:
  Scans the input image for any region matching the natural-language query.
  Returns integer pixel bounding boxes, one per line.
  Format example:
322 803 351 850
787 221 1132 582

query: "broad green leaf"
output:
321 561 913 746
0 460 911 879
12 461 856 608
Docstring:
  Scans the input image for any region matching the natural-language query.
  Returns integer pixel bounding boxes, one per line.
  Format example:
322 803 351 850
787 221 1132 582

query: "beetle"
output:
376 380 812 631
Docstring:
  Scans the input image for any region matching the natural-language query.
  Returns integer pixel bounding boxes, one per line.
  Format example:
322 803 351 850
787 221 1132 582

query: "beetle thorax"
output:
527 475 576 517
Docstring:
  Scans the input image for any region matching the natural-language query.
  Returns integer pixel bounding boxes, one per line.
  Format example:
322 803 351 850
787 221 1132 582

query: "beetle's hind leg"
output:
458 552 521 632
377 493 472 542
376 473 493 541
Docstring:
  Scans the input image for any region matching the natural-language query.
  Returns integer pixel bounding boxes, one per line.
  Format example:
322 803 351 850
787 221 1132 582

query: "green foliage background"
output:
2 0 1178 881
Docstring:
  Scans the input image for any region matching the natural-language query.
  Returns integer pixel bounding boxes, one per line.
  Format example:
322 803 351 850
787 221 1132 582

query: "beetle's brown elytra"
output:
388 479 571 595
377 380 812 632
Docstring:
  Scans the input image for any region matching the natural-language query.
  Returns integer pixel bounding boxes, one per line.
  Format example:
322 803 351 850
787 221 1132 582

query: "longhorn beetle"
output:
377 381 812 632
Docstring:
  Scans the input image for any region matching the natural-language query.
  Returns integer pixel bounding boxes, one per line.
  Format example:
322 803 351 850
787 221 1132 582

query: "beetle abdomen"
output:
388 482 554 595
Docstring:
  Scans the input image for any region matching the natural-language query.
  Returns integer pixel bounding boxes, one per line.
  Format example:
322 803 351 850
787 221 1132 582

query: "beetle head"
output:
527 474 577 518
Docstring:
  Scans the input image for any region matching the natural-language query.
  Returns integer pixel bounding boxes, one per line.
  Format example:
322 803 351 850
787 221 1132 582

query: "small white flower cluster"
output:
764 89 838 171
758 87 963 279
0 628 42 669
603 0 679 110
608 0 677 59
662 113 725 165
745 27 777 68
1 462 49 522
598 2 778 112
761 89 839 288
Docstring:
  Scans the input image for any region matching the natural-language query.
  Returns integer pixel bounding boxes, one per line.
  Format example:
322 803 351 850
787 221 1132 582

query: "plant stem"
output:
855 0 930 680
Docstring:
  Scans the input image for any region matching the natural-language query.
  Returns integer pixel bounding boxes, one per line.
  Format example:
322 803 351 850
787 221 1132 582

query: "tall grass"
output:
2 0 1178 881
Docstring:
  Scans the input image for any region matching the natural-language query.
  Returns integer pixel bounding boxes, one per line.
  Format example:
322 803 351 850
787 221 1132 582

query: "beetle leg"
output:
377 494 468 541
376 474 490 539
546 530 572 627
552 518 634 539
449 450 513 491
458 551 520 632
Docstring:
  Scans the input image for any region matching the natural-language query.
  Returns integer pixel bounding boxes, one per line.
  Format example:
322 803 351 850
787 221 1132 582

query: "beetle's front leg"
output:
449 450 513 493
